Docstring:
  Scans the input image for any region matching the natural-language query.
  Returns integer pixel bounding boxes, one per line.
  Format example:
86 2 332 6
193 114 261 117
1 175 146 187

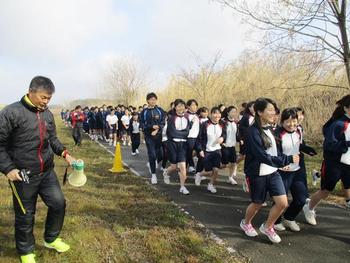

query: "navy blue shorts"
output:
321 160 350 191
221 146 237 165
109 124 117 134
239 141 246 155
247 172 286 204
203 150 222 171
167 141 187 164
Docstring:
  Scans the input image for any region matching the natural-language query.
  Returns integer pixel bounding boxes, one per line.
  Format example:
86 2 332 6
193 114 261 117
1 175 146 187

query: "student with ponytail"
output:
274 108 315 232
186 99 200 173
162 99 192 195
240 98 299 244
221 105 239 185
195 107 226 193
303 95 350 225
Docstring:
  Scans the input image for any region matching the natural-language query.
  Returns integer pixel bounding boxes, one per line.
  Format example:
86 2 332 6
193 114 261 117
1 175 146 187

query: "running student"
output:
106 109 118 147
140 93 165 184
186 99 200 173
161 116 168 171
121 109 131 146
303 95 350 225
195 107 226 194
237 101 255 161
221 106 239 185
240 98 299 244
163 99 192 195
71 105 85 146
129 112 141 155
198 107 209 124
274 108 315 232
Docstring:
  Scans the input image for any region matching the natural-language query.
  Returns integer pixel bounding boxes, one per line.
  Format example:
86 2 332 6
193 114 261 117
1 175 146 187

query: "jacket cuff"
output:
3 164 16 176
60 149 68 158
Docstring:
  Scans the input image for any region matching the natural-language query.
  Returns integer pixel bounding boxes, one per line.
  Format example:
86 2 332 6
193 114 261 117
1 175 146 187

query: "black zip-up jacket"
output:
140 106 166 136
323 115 350 162
0 96 66 176
244 123 293 177
166 113 192 141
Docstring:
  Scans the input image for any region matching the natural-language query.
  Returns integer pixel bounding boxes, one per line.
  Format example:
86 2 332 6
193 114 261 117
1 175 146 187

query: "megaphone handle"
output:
63 166 69 185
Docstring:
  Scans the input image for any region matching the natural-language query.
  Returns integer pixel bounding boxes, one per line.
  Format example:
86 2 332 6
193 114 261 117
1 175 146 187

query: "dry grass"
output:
0 117 244 263
158 52 349 143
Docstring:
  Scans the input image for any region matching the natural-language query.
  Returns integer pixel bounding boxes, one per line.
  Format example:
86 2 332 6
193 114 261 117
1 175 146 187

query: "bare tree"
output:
216 0 350 89
102 58 148 106
176 53 228 106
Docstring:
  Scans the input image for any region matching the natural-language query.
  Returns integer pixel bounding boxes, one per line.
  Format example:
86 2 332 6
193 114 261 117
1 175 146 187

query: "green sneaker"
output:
20 253 36 263
44 238 70 253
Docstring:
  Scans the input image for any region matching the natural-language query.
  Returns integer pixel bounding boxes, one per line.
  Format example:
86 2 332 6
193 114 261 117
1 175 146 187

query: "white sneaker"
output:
131 152 136 156
303 203 317 225
146 162 151 174
136 149 139 154
345 200 350 208
232 166 237 177
240 219 258 237
179 186 190 195
227 176 238 185
151 174 157 185
188 166 196 173
163 170 170 184
242 178 249 193
207 183 217 194
283 219 300 232
311 169 320 186
274 223 286 231
201 176 207 181
123 141 126 146
128 142 131 146
259 223 281 243
195 173 202 186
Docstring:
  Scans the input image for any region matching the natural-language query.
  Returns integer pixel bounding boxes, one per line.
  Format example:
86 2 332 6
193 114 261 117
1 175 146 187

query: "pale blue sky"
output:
0 0 252 105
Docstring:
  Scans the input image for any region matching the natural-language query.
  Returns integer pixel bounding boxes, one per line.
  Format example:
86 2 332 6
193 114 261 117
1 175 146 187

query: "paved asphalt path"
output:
101 141 350 263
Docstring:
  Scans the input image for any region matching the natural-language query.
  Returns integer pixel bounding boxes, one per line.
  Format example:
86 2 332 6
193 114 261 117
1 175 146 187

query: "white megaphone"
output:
68 159 87 187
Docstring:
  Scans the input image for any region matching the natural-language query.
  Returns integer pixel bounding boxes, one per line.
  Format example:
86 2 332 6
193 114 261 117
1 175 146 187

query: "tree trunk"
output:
337 0 350 89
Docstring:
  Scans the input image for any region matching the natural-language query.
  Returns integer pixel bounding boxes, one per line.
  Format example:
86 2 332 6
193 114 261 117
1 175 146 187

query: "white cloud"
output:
0 0 254 105
144 0 251 70
0 0 128 62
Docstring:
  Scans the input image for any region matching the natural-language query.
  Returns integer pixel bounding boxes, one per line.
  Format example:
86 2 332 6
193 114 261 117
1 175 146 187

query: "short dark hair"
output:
146 92 157 100
281 108 298 123
210 106 221 114
75 105 82 110
174 98 186 107
186 99 198 107
29 76 55 94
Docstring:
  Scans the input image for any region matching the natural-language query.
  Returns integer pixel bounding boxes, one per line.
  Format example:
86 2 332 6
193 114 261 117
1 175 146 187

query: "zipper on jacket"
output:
37 112 44 172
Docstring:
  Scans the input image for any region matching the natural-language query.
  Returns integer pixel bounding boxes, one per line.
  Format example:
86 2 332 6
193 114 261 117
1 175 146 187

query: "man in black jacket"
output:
0 76 75 263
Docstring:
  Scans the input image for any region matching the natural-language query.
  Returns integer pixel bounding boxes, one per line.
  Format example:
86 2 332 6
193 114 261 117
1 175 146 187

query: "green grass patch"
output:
0 117 244 262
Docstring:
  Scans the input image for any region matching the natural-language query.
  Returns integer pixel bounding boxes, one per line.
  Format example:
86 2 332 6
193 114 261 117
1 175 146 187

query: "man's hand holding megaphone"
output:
62 150 76 165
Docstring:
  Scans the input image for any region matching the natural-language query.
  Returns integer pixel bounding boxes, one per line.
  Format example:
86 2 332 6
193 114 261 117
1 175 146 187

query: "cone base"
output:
109 167 126 173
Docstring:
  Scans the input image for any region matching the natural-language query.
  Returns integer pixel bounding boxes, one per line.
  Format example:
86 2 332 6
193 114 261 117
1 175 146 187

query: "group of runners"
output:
62 93 350 244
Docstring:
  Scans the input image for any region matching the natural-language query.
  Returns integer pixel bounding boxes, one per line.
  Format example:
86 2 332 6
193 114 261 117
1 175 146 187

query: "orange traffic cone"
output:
109 142 127 173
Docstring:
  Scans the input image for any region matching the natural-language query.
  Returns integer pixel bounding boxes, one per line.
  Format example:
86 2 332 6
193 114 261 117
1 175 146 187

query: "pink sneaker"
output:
240 219 258 237
259 223 281 243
